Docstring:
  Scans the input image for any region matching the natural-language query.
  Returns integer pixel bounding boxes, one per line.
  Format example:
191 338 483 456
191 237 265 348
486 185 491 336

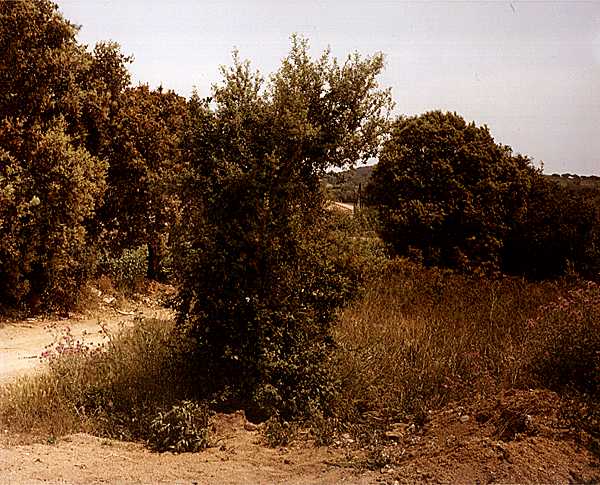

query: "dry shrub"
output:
332 259 568 422
0 318 191 440
525 282 600 396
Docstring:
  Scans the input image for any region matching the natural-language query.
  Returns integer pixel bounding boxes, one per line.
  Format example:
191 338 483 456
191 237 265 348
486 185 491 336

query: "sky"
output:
57 0 600 175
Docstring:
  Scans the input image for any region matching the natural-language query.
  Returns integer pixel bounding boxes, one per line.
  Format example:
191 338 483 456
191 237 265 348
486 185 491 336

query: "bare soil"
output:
1 291 598 484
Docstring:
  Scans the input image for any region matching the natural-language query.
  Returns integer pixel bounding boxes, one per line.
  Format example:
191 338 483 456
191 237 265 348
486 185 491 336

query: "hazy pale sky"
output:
57 0 600 175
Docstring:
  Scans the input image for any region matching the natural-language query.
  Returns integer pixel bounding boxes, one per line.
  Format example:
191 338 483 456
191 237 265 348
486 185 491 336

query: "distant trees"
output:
367 111 537 273
176 38 392 419
367 111 600 280
503 178 600 280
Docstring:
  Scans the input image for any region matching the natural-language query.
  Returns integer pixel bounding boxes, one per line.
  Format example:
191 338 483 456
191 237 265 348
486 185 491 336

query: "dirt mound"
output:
372 389 599 483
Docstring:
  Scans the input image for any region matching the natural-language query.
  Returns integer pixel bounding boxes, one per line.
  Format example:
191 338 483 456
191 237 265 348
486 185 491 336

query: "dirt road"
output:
0 306 172 385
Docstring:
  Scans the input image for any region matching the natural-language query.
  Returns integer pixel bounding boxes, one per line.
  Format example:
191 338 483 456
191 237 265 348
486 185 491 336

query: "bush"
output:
367 111 538 273
176 38 391 421
148 400 211 453
525 282 600 396
98 245 149 294
503 177 600 280
0 121 106 311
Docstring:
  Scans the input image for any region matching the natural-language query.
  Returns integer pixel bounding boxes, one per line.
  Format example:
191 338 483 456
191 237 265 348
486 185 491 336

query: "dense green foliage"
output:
367 111 537 273
94 84 187 279
176 38 392 420
504 177 600 280
0 1 186 311
0 1 108 310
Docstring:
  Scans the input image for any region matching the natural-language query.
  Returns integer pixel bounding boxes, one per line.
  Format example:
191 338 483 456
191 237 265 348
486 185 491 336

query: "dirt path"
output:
0 306 172 385
0 415 378 485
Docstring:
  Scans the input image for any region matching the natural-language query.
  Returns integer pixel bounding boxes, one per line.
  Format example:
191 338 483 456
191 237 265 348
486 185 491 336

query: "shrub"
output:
176 37 391 421
503 177 600 280
98 245 149 294
263 415 297 448
148 400 211 453
0 121 106 311
525 282 600 396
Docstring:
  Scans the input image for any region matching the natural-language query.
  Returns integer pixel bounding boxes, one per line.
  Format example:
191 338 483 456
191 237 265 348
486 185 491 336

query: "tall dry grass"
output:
0 318 190 439
332 259 574 421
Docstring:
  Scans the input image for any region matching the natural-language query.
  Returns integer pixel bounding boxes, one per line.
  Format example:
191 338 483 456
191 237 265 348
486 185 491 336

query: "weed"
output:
148 400 211 453
332 258 569 422
263 415 297 448
525 282 600 395
0 318 191 441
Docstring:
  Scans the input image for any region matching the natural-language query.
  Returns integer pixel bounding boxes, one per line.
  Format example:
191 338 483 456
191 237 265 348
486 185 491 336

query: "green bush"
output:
148 400 211 453
98 245 149 293
263 415 297 448
367 111 538 273
0 121 106 311
176 38 391 421
503 177 600 280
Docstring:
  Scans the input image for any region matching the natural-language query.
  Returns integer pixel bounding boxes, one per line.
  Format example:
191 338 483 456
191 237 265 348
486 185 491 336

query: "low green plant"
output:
148 400 211 453
98 245 149 294
263 415 297 448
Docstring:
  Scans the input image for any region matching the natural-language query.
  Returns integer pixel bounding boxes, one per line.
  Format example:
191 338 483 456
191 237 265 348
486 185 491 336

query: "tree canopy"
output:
367 111 538 273
176 37 392 419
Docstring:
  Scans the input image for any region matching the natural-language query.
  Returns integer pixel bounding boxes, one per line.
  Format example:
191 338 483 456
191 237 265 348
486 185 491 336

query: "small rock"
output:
385 431 403 441
460 415 470 423
244 421 258 432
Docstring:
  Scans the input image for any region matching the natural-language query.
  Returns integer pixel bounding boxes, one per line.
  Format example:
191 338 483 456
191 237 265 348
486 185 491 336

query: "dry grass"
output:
0 318 190 440
2 252 597 451
332 259 574 421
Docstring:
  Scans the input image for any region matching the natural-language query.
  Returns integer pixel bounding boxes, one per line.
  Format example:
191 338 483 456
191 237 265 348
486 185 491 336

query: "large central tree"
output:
177 37 391 419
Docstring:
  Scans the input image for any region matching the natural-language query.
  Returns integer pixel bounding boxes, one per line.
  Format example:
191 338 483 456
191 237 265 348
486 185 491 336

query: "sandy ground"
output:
0 389 599 484
0 305 172 385
0 295 598 484
0 415 379 485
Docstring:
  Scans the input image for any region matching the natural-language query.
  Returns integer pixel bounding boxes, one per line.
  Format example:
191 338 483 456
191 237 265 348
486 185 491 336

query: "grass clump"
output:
525 282 600 396
0 318 192 441
331 258 571 423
